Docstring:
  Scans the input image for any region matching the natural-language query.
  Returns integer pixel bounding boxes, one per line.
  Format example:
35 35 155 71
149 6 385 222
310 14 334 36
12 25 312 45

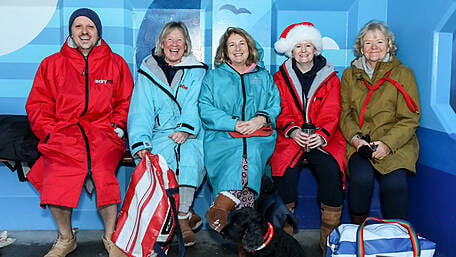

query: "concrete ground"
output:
0 229 321 257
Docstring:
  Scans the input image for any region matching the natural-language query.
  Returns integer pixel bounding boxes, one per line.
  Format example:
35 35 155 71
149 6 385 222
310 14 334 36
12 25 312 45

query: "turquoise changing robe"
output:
199 53 281 197
128 54 207 187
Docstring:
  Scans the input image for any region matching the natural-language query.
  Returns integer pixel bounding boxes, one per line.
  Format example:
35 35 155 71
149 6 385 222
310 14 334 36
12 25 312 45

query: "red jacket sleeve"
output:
110 55 133 130
26 58 57 142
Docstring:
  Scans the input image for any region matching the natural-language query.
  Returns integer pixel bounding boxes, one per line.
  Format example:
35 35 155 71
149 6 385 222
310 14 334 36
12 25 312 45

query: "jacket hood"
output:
140 52 207 89
61 36 111 60
283 56 335 91
256 41 265 69
145 50 207 70
351 55 402 81
281 56 336 111
175 54 207 69
313 58 336 86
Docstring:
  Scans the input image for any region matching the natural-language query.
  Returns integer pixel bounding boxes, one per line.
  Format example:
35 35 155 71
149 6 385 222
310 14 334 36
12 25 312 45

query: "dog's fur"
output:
221 207 306 257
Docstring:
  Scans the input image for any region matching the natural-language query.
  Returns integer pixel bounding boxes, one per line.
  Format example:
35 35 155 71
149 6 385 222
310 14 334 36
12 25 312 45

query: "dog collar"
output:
251 222 274 252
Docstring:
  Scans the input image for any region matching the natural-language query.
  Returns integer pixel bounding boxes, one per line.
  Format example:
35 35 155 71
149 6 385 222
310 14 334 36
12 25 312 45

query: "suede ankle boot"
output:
188 208 203 231
178 212 196 247
205 193 236 232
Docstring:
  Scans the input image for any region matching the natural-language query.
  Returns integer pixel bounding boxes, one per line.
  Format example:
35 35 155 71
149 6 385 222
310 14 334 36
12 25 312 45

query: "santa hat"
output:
274 22 322 57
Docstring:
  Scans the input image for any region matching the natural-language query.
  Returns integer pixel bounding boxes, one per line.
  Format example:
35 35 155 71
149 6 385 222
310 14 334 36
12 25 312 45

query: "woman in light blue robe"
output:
127 21 207 247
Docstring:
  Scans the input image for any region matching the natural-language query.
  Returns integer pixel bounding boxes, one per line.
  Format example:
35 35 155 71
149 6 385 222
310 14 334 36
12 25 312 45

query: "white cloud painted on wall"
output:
322 37 339 50
0 0 58 56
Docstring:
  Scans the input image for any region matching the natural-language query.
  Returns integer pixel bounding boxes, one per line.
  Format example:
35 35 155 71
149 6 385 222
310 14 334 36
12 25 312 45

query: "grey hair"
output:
214 27 259 67
154 21 192 57
353 20 397 57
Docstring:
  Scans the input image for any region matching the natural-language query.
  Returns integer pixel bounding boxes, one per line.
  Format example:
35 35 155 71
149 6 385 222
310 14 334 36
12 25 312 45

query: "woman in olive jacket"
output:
340 20 420 224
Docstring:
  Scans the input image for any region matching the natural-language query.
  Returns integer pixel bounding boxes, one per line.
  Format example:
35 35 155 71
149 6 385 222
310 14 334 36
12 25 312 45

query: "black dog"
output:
221 207 306 257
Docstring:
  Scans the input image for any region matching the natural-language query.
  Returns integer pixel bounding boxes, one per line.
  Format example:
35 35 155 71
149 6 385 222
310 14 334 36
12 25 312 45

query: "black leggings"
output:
273 149 344 207
348 152 408 219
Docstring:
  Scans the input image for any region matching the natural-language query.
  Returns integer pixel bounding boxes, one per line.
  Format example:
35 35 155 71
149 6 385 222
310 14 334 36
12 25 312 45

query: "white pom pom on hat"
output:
274 22 322 57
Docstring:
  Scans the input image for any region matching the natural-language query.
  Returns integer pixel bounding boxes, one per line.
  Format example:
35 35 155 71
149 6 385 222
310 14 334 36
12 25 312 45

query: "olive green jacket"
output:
340 56 421 174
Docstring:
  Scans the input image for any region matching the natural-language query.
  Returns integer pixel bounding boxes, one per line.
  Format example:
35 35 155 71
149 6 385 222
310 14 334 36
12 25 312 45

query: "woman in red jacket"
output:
269 22 346 252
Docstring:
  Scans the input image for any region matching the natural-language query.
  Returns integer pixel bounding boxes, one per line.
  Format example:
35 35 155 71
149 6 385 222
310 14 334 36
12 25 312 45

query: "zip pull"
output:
82 56 88 76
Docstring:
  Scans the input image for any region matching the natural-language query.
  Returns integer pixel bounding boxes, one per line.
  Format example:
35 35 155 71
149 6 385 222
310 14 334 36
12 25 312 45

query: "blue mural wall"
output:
387 1 456 256
0 0 137 230
1 0 455 256
451 32 456 113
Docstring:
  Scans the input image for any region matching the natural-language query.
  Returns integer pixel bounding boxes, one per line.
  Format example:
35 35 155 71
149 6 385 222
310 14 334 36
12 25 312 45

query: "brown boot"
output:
320 203 342 256
282 202 295 235
102 235 127 257
188 208 203 231
178 213 196 247
350 214 367 225
44 234 77 257
205 193 236 232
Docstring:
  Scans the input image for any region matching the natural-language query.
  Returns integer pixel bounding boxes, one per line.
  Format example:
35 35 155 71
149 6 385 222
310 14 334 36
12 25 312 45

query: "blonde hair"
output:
214 27 259 67
154 21 192 57
354 20 397 57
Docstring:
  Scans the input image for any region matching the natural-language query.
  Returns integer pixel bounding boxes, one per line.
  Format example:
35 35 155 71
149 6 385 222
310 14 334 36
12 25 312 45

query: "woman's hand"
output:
235 120 246 133
235 116 266 135
371 141 391 160
305 134 324 149
136 149 149 159
352 137 370 151
169 131 190 144
290 129 308 148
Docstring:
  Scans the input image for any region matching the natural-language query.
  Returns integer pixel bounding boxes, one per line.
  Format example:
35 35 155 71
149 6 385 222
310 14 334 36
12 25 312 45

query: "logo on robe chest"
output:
179 84 188 90
249 76 262 85
94 79 113 86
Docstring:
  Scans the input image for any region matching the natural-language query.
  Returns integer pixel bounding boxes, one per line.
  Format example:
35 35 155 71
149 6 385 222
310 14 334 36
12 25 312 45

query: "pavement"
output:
0 229 322 257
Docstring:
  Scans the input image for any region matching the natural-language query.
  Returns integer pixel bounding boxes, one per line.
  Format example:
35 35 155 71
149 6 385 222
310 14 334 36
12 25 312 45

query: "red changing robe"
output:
26 38 133 208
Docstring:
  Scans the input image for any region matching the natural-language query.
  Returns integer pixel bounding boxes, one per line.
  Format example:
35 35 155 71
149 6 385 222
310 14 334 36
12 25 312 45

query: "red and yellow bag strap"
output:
356 216 420 257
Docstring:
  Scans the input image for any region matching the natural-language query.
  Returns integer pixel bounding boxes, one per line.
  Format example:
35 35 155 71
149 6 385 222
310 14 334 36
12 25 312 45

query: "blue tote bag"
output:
326 217 436 257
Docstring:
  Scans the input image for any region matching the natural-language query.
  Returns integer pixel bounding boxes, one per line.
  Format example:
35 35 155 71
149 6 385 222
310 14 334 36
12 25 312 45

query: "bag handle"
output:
356 217 421 257
153 192 184 257
147 152 185 257
168 188 185 257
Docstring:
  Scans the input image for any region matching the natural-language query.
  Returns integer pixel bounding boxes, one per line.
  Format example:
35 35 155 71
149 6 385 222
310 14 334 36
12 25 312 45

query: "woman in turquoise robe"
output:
199 27 281 233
